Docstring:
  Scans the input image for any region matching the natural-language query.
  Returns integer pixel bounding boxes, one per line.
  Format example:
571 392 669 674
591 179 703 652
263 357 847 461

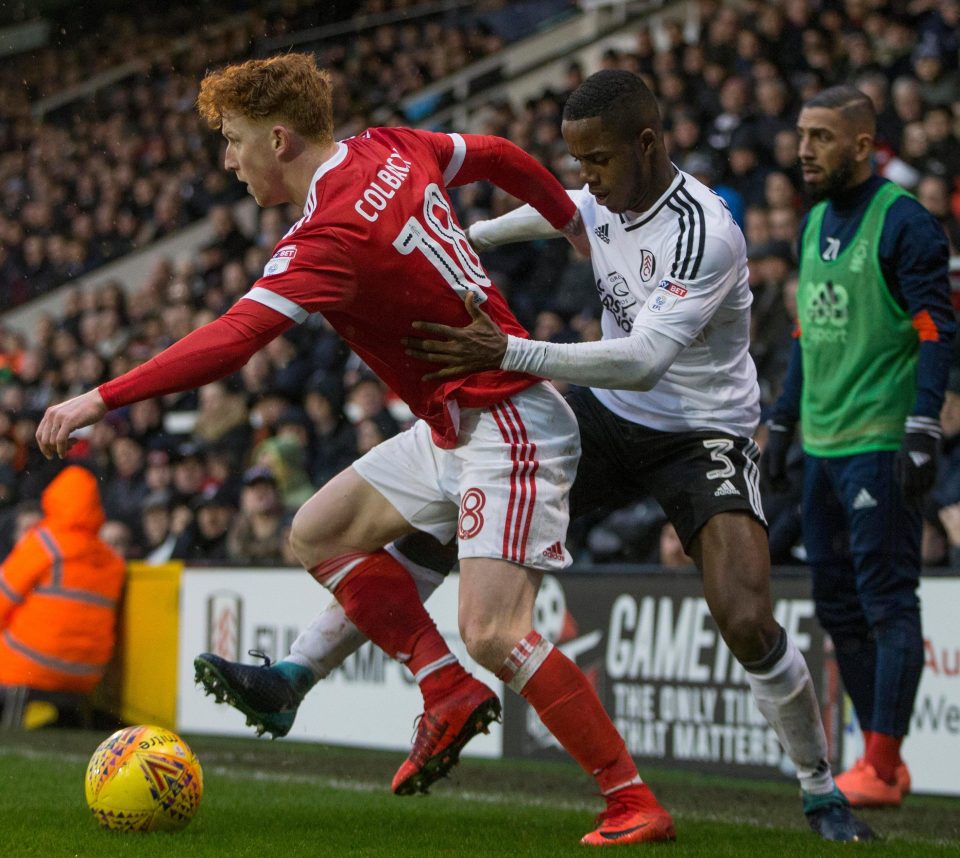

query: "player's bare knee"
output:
716 601 774 662
460 619 512 672
288 508 334 568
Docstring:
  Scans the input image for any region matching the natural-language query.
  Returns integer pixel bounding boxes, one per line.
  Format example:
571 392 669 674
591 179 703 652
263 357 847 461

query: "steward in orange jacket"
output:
0 466 125 693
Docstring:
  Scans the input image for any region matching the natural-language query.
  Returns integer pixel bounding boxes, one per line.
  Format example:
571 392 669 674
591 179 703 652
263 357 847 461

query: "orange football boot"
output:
835 758 902 807
392 677 500 795
581 784 676 846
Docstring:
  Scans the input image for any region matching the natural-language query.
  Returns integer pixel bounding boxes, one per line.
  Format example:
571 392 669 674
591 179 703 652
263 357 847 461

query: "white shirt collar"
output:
303 142 349 215
622 165 682 224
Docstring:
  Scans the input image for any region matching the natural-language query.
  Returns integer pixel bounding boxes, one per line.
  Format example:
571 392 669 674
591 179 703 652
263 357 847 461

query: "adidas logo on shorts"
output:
542 541 565 561
594 224 610 243
713 479 740 497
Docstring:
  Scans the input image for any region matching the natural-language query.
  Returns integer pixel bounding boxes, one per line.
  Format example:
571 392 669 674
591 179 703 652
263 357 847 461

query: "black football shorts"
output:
567 388 767 550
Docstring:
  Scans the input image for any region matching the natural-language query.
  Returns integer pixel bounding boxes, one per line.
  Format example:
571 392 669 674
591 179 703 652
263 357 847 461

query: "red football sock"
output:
866 732 903 785
860 729 875 759
314 550 462 691
499 631 640 795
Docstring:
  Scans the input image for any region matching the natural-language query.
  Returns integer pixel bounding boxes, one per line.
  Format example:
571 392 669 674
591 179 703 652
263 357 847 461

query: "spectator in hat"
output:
140 490 177 564
170 442 207 506
144 446 174 494
682 151 746 228
912 41 960 108
171 484 235 563
250 435 315 512
276 404 315 454
227 466 285 565
726 127 771 208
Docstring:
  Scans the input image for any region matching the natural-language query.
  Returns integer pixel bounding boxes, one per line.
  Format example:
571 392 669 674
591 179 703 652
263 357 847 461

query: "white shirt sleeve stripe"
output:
442 133 467 186
242 287 309 324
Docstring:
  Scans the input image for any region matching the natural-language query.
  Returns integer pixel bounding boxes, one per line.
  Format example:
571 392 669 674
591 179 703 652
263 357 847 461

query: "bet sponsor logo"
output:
262 244 297 277
658 279 688 297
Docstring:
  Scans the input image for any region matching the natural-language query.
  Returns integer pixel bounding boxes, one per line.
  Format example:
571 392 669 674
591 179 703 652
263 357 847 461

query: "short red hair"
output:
197 52 333 144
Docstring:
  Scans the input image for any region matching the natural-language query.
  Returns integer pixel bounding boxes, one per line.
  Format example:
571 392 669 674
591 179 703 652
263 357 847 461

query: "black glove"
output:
895 416 941 502
761 420 796 493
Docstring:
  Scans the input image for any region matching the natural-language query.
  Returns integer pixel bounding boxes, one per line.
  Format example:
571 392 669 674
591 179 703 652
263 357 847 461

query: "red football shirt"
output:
100 128 576 447
239 127 572 446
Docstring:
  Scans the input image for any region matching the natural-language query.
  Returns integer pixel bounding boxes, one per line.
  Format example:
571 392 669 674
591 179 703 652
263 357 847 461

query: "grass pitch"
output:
1 730 957 857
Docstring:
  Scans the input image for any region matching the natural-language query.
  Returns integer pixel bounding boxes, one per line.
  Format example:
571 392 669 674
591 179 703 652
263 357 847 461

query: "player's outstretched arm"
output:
445 134 589 253
467 195 590 258
407 292 682 389
36 300 293 460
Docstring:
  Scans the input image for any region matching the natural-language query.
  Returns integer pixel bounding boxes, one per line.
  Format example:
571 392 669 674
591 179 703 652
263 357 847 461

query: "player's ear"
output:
272 125 298 160
274 125 306 163
854 131 874 164
636 127 658 156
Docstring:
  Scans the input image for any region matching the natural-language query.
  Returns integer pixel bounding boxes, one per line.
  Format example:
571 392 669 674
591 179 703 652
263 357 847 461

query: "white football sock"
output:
284 540 447 682
745 633 835 796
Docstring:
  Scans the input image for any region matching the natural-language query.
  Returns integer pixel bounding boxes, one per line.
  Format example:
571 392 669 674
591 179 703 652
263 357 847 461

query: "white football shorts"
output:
352 382 580 570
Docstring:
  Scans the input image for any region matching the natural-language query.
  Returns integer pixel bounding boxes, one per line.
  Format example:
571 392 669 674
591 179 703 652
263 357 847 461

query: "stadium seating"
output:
1 0 958 566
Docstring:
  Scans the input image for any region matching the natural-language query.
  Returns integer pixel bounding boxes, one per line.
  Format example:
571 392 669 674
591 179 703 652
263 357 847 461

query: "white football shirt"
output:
576 169 759 436
475 168 761 437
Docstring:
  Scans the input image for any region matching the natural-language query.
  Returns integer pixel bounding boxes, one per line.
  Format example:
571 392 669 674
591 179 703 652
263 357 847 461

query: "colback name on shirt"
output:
353 149 414 223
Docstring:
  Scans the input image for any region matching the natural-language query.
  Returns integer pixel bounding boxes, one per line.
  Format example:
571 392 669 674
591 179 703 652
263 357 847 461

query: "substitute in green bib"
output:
763 85 955 808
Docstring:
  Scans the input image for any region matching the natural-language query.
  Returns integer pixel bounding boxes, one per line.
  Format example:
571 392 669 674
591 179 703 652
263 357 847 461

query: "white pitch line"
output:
0 743 596 812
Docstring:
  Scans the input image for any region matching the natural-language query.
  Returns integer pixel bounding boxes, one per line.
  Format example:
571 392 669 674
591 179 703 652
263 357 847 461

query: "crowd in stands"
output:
0 0 544 307
1 0 959 569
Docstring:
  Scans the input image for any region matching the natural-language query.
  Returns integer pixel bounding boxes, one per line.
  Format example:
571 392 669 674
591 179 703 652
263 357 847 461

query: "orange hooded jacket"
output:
0 466 125 692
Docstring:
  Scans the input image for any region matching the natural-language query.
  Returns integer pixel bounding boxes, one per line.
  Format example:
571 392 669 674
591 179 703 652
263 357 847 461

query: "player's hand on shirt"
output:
36 389 107 460
760 420 795 493
405 291 507 379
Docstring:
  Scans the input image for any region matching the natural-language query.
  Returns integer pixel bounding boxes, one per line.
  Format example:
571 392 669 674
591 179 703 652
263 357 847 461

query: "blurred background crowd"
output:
1 0 958 569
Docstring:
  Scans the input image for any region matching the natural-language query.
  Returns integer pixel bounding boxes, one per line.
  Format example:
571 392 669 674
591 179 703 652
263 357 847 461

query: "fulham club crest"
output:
639 249 656 282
